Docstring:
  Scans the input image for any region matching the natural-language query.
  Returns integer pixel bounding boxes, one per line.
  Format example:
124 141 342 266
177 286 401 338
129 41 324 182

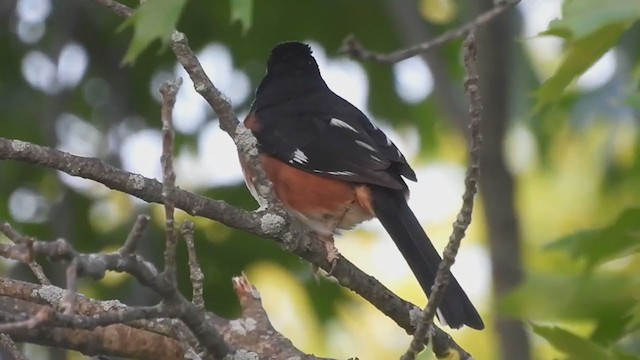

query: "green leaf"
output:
627 303 640 332
121 0 188 64
532 325 637 360
626 91 640 110
544 0 640 40
546 208 640 268
533 325 611 360
501 273 637 320
230 0 253 35
535 23 629 110
534 0 640 109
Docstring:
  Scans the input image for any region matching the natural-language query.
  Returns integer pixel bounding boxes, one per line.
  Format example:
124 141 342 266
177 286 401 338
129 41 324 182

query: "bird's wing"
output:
251 92 416 189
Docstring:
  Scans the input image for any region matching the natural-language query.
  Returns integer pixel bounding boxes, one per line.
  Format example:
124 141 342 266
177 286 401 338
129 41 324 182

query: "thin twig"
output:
0 306 52 332
170 318 203 360
62 258 79 315
159 78 182 287
340 0 520 64
0 334 28 360
0 222 51 285
401 33 482 359
93 0 132 17
181 221 205 312
0 243 31 263
119 214 151 255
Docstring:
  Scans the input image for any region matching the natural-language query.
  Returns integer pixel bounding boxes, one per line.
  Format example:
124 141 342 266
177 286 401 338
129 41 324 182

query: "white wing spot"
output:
355 140 377 152
370 155 382 163
436 308 449 327
327 171 355 176
293 149 308 164
330 118 358 133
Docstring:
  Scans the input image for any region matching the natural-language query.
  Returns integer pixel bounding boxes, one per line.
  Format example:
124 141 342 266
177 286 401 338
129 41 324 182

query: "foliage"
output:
503 210 640 356
503 2 640 356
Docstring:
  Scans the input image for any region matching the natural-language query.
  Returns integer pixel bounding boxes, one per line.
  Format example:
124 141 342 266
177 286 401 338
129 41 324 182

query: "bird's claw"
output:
320 236 340 275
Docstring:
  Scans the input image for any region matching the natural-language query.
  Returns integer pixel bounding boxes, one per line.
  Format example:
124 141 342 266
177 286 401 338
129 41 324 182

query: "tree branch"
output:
182 221 205 312
339 0 520 64
119 214 150 255
0 277 333 359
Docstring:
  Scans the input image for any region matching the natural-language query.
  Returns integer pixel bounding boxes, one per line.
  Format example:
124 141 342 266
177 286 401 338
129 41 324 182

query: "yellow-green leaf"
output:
544 0 640 39
535 23 630 110
627 303 640 332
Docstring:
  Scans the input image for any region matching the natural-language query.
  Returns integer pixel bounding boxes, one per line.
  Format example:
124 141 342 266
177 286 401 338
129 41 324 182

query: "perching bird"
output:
239 41 484 330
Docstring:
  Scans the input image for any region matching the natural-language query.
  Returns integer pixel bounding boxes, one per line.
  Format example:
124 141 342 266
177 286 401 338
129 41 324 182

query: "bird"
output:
239 41 484 330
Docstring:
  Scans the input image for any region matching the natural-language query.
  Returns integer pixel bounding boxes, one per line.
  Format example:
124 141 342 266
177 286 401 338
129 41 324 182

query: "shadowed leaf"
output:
543 0 640 39
546 208 640 269
501 273 637 321
230 0 253 35
531 325 637 360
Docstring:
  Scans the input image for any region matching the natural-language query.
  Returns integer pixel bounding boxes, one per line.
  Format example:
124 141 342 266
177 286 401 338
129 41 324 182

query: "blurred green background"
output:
1 0 639 359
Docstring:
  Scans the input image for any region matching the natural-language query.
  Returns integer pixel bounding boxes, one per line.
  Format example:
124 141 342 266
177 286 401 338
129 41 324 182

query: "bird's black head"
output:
265 42 321 78
253 42 326 108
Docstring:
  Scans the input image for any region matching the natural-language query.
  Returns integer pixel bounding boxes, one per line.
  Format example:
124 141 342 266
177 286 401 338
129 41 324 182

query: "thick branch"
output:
0 282 183 359
0 277 333 360
0 137 263 234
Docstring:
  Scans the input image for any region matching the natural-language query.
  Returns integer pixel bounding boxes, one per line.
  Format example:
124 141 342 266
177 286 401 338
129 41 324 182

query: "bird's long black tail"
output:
369 185 484 330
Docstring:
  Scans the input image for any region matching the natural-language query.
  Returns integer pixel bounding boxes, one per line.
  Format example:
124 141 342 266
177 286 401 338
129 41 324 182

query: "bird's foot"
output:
318 234 340 275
